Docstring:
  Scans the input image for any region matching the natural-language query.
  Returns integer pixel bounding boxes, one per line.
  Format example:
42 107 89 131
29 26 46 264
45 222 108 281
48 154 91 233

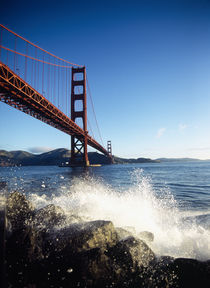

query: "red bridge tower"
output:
70 67 89 166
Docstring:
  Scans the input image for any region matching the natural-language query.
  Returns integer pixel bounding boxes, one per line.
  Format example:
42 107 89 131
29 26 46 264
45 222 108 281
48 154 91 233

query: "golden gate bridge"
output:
0 24 112 167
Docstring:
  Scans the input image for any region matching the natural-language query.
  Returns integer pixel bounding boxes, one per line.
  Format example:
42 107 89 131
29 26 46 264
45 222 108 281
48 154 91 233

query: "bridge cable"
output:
86 77 105 147
87 118 95 139
0 45 74 68
0 24 82 67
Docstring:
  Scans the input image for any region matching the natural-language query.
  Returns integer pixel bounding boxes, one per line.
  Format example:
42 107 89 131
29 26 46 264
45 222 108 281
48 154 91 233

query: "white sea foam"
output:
29 169 210 260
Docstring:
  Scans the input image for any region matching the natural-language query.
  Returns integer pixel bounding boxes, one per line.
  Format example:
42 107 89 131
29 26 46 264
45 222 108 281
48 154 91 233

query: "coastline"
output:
2 191 210 288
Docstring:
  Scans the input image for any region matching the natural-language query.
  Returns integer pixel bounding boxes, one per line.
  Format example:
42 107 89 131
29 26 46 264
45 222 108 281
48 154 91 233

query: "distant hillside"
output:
0 149 71 167
0 149 158 166
156 157 203 162
113 155 159 164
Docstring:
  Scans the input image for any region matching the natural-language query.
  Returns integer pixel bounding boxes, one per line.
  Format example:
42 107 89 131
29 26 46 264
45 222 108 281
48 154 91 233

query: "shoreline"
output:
1 191 210 287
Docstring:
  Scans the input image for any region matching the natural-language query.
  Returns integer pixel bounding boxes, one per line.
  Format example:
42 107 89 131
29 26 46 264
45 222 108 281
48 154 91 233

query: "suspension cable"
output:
0 24 82 67
0 45 73 68
86 77 105 147
87 118 95 139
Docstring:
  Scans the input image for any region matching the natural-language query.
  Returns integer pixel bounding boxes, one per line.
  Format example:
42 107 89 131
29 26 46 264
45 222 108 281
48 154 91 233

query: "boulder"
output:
108 236 156 271
169 258 210 288
38 220 120 287
45 220 119 255
145 257 210 288
6 225 45 287
5 194 210 288
142 256 177 287
33 204 66 229
122 236 155 267
6 191 34 230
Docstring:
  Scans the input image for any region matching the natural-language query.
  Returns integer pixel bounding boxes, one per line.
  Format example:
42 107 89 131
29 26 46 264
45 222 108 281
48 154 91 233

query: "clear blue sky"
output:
1 0 210 159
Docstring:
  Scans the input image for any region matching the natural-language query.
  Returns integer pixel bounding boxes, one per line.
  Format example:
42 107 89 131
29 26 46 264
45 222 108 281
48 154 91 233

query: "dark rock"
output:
42 224 156 287
145 257 210 288
169 258 210 288
4 194 210 288
122 236 155 267
6 191 34 230
6 225 45 287
142 256 177 287
108 236 156 270
38 220 120 287
46 220 119 254
34 204 66 229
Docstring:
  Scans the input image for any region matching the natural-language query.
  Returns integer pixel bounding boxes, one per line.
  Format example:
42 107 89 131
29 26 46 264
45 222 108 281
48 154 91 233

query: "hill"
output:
0 149 158 166
156 157 203 162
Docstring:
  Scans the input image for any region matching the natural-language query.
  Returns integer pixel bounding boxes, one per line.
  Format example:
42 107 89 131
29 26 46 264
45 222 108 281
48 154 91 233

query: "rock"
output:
169 258 210 288
5 194 210 288
116 227 133 240
6 225 45 287
40 220 120 287
122 236 155 267
33 204 66 229
108 236 156 270
138 230 154 242
146 257 210 288
46 220 119 254
142 256 177 287
6 191 34 230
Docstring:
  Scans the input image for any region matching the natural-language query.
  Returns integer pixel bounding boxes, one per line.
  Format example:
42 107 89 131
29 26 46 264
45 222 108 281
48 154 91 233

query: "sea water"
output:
1 161 210 260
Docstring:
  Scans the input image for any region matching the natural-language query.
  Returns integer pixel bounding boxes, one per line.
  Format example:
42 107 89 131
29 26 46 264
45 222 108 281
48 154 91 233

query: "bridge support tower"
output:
70 67 89 167
107 140 112 156
107 140 113 163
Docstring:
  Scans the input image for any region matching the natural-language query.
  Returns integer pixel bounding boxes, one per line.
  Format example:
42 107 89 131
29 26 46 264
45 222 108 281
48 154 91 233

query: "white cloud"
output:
178 123 188 131
156 128 166 138
28 146 53 154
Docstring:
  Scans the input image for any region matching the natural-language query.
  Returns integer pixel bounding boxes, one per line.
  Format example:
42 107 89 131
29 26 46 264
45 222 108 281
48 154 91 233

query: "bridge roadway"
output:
0 61 110 157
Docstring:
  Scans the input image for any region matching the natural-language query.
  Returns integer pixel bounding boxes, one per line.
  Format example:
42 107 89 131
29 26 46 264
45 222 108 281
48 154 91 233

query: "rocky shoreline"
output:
1 191 210 287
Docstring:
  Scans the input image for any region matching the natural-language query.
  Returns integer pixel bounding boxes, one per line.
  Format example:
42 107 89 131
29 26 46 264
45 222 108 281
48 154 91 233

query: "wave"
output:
28 169 210 261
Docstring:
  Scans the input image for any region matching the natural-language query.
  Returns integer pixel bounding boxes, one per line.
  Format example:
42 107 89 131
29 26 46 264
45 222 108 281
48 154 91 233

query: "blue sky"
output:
1 0 210 159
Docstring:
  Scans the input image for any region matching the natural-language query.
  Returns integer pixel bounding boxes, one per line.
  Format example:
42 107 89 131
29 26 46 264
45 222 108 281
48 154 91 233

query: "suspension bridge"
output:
0 24 112 167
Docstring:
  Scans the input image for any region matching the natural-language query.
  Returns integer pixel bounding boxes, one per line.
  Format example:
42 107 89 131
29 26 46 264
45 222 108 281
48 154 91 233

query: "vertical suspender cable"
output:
66 68 68 115
25 43 28 81
61 67 63 112
48 55 50 102
0 26 2 60
69 68 71 117
14 36 17 72
31 47 34 86
35 48 37 89
54 57 56 105
58 61 60 108
6 50 8 66
87 78 105 147
42 55 44 95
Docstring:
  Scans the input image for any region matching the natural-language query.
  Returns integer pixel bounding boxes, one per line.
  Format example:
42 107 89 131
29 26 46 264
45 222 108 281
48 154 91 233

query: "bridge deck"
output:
0 62 110 157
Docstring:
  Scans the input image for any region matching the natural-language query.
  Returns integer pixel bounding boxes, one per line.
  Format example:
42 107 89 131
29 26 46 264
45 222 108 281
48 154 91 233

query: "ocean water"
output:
1 161 210 261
